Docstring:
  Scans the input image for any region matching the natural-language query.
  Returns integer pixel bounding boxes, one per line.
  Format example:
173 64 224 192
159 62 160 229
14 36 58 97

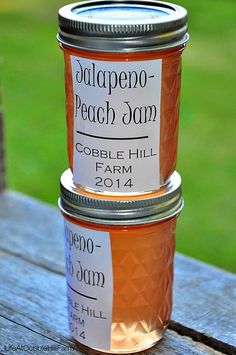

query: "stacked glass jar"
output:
57 1 188 353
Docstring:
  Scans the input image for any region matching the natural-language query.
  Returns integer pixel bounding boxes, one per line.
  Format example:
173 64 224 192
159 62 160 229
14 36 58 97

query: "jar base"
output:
74 331 164 354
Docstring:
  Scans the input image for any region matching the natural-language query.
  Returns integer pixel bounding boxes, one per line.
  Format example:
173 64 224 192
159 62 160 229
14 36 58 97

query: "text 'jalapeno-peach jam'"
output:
57 0 188 196
59 169 184 353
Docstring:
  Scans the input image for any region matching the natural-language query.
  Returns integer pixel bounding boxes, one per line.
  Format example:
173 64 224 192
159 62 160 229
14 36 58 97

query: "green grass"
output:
1 0 235 272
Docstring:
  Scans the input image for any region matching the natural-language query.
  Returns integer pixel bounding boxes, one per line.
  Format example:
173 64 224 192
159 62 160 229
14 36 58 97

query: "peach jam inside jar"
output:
57 0 188 196
59 169 184 353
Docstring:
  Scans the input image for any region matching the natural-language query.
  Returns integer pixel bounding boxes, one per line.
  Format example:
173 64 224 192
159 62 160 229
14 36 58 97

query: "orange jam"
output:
62 45 184 190
64 213 176 353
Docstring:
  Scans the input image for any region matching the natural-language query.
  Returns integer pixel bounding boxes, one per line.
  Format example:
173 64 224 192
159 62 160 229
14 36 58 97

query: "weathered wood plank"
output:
0 251 69 343
0 191 235 353
0 316 75 355
0 190 64 273
0 317 223 355
0 111 6 191
172 254 236 353
0 251 224 355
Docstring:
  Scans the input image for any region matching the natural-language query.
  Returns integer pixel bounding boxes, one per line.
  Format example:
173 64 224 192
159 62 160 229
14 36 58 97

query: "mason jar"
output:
57 0 188 196
59 169 184 353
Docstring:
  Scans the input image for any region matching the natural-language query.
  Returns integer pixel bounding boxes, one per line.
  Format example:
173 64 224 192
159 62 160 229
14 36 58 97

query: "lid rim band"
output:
59 170 184 225
57 0 188 52
59 197 184 225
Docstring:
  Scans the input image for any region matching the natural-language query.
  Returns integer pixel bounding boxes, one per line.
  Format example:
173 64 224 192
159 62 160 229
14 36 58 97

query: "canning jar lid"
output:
59 169 184 225
57 0 188 52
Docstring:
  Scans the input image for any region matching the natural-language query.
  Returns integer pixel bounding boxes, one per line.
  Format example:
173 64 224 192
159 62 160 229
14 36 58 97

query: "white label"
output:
71 56 162 193
64 219 113 350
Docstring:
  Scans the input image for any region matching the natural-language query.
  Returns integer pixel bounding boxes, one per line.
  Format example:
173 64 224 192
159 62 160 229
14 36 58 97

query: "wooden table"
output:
0 190 235 355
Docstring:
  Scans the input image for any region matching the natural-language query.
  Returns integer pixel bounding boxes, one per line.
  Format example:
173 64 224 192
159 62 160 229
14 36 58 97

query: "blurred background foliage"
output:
0 0 235 272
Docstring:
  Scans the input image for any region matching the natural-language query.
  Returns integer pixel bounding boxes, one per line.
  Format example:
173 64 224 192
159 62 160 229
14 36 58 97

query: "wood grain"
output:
0 190 64 274
0 250 223 355
172 254 236 353
0 111 6 191
0 316 74 355
0 191 235 354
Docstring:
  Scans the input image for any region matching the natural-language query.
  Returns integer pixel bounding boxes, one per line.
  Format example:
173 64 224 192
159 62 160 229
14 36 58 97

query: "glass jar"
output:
57 0 188 196
59 169 184 353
